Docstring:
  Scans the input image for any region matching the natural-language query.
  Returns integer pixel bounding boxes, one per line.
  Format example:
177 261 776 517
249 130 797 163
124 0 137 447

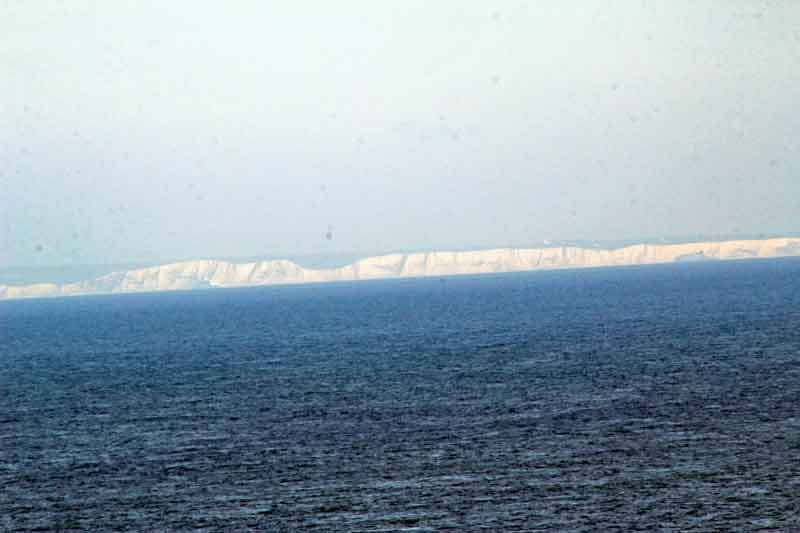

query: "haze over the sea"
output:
3 1 798 268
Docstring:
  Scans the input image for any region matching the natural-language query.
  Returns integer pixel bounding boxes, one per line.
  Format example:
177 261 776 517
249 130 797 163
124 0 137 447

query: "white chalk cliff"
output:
2 237 800 300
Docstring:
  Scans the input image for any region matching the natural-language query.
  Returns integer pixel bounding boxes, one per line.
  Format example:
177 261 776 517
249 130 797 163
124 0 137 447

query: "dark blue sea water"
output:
2 259 800 531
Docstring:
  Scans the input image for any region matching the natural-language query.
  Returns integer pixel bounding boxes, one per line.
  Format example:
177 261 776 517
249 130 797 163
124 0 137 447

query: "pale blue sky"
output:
2 0 799 267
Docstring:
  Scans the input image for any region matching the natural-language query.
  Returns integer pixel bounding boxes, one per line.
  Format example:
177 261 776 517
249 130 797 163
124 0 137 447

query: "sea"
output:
2 258 800 531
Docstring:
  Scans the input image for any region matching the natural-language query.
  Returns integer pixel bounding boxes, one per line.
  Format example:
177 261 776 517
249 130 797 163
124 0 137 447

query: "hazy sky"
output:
2 0 799 267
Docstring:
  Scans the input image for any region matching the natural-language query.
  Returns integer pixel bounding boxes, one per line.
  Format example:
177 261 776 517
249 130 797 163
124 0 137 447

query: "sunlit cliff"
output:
2 237 799 300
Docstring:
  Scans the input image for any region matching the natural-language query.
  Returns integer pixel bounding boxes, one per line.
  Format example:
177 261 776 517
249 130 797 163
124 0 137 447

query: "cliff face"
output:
2 237 799 300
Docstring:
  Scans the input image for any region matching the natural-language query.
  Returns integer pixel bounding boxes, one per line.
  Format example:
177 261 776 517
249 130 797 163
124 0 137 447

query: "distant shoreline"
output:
3 236 800 301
